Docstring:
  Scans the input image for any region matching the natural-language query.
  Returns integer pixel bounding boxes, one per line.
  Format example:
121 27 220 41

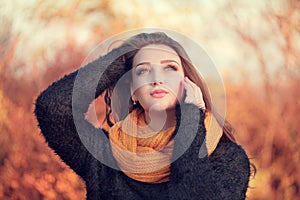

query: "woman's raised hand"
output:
181 77 206 110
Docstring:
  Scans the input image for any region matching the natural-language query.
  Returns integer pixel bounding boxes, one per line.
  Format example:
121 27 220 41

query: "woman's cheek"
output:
132 77 151 91
166 79 185 102
176 81 185 102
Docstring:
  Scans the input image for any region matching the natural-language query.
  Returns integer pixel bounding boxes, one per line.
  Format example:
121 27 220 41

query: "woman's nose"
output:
150 69 164 86
151 80 163 86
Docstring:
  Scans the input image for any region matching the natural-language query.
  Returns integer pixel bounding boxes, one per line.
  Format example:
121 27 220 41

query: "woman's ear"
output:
130 83 136 102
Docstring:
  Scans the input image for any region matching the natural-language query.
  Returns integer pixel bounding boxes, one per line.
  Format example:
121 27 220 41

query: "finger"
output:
184 77 205 109
184 77 203 97
181 79 193 91
184 77 198 88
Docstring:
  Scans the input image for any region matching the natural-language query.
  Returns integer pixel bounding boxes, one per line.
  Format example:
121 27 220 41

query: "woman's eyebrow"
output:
160 60 180 65
135 60 180 68
135 62 150 68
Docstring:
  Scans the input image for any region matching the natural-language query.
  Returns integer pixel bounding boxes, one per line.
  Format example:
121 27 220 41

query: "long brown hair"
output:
102 32 236 142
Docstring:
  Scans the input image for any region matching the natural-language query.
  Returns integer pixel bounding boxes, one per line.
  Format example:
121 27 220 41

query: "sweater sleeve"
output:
169 104 250 200
34 47 127 180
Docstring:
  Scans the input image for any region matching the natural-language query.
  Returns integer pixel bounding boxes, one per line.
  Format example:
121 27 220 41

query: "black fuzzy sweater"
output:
34 47 250 200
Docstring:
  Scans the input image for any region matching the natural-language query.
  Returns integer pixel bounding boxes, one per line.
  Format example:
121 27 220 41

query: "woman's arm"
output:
34 47 127 180
169 104 250 200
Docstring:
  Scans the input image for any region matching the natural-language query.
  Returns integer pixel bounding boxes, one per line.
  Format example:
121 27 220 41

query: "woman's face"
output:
131 44 185 112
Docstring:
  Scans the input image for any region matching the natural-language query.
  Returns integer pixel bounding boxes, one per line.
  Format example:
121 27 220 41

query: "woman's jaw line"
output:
143 103 177 131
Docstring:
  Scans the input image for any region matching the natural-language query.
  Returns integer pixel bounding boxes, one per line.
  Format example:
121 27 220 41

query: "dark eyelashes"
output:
135 64 178 75
136 69 148 76
135 66 150 75
166 65 178 70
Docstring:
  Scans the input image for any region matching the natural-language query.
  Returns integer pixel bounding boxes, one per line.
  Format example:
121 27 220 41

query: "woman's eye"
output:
136 67 150 75
165 65 177 71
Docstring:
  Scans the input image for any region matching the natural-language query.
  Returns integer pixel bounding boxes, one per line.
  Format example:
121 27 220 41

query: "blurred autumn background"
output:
0 0 299 199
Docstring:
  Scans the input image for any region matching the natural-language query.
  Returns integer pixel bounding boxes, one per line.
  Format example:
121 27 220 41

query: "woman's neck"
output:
144 108 176 132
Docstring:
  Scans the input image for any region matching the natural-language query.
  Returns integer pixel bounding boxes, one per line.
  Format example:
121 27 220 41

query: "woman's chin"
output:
148 103 167 113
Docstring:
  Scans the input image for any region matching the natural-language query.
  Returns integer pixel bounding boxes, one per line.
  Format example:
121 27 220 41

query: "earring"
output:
132 98 137 105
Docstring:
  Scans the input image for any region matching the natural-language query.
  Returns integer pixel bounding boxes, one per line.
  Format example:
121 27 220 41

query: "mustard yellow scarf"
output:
109 109 222 184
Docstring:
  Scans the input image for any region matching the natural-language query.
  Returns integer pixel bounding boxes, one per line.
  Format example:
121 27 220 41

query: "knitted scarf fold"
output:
109 109 175 183
109 109 222 184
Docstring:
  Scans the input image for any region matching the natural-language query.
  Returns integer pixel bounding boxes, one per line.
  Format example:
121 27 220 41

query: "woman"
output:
35 32 251 200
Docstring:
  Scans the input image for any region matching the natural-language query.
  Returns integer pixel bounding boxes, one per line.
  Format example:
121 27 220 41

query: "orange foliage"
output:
0 39 88 199
226 78 300 200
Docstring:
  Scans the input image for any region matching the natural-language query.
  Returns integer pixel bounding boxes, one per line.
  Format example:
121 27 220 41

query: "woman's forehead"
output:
133 44 181 65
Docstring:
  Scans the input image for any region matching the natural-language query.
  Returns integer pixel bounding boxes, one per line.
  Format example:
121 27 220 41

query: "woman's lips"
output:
150 89 169 98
